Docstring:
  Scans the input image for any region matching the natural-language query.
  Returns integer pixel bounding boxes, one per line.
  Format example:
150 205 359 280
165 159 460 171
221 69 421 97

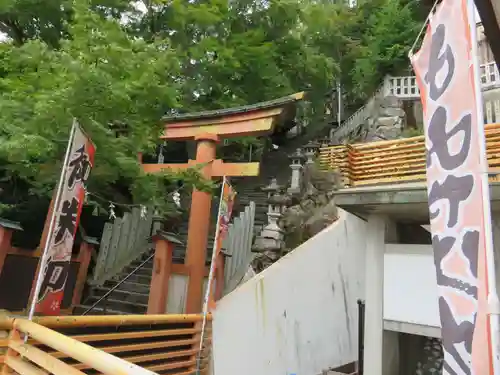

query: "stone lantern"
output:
253 182 291 268
288 148 306 195
262 178 280 215
304 141 320 164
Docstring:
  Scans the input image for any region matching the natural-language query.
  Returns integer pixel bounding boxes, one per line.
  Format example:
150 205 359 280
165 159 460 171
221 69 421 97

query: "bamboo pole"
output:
9 341 84 375
14 319 157 375
32 313 211 328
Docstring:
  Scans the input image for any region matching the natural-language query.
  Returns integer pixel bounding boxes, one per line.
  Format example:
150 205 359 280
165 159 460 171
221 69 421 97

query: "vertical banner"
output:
410 0 497 373
207 178 236 310
197 177 236 372
33 120 95 316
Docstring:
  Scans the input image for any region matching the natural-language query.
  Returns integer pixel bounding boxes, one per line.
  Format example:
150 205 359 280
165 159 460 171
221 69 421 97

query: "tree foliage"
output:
0 1 211 224
0 0 424 227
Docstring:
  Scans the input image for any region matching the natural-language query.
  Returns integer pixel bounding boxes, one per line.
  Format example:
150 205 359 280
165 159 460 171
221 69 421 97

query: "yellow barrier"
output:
319 123 500 187
0 314 212 375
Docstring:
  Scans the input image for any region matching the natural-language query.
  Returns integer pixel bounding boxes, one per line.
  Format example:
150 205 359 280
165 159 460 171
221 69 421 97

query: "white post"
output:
364 215 385 375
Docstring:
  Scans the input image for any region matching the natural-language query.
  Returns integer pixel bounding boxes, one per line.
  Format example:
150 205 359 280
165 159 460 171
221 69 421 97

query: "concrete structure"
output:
333 182 500 375
212 209 366 375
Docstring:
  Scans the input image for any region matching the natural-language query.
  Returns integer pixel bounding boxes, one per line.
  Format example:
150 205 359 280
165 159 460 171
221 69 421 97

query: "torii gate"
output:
142 92 304 313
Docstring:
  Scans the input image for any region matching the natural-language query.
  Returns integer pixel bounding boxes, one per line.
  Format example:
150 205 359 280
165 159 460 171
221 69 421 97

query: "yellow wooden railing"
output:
0 314 211 375
319 123 500 187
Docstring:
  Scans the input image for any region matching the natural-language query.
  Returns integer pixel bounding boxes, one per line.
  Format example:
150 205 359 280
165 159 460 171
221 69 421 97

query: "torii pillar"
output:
142 92 304 313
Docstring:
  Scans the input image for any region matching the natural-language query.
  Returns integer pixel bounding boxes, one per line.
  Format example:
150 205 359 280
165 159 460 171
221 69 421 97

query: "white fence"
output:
223 201 256 294
481 61 500 88
212 209 366 375
332 62 500 142
165 201 256 313
91 208 154 285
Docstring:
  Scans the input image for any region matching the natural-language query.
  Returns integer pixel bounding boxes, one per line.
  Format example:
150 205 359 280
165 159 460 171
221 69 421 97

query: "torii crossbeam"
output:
142 92 304 313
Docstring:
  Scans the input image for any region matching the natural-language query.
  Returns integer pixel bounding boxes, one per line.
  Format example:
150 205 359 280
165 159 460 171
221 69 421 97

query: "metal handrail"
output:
82 253 155 315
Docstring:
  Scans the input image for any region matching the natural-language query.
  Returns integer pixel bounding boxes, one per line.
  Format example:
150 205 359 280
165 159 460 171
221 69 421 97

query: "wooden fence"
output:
320 123 500 187
92 207 154 286
223 201 256 295
0 314 211 375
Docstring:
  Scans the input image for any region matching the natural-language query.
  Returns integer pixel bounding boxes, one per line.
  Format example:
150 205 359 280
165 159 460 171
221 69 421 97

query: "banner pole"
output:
27 119 77 321
196 176 227 374
467 3 500 373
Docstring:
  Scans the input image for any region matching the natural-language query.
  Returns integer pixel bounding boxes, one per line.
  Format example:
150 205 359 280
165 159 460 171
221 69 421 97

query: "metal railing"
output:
481 61 500 88
82 252 155 315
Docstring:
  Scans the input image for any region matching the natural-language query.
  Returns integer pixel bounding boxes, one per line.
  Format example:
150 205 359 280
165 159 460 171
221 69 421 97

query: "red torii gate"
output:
142 92 304 313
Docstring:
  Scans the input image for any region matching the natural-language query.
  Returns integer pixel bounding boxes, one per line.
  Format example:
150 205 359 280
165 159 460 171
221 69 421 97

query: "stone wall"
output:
355 96 406 142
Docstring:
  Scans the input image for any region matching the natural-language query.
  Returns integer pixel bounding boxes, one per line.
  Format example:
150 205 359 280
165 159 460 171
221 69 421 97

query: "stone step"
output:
120 273 152 285
92 287 150 305
85 295 148 315
103 280 151 295
73 304 130 316
123 264 153 277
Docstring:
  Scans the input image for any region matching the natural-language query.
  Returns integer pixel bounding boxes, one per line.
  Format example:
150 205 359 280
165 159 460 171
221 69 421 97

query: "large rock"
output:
379 106 405 117
303 200 338 237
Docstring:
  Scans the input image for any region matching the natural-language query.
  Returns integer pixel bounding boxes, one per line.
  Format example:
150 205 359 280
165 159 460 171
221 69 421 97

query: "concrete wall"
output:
383 244 440 328
212 209 366 375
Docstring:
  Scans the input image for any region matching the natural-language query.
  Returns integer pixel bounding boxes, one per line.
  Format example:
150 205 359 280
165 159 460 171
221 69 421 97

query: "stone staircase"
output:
75 190 264 315
75 146 294 315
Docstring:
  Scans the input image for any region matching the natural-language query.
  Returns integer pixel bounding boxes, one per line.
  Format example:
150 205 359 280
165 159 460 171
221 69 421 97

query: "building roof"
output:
162 92 304 123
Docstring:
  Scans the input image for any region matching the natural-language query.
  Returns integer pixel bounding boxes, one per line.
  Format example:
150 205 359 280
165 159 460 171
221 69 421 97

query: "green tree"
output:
0 1 211 225
0 0 425 227
348 0 424 100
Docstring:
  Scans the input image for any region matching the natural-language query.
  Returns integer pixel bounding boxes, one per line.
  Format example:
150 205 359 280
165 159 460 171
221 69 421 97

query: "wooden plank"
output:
147 359 196 373
50 338 197 359
355 168 426 181
352 174 428 186
73 348 197 370
9 340 84 375
14 319 154 375
169 371 195 375
34 313 209 328
353 145 425 161
68 328 198 343
4 356 49 375
353 153 425 167
354 135 425 149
